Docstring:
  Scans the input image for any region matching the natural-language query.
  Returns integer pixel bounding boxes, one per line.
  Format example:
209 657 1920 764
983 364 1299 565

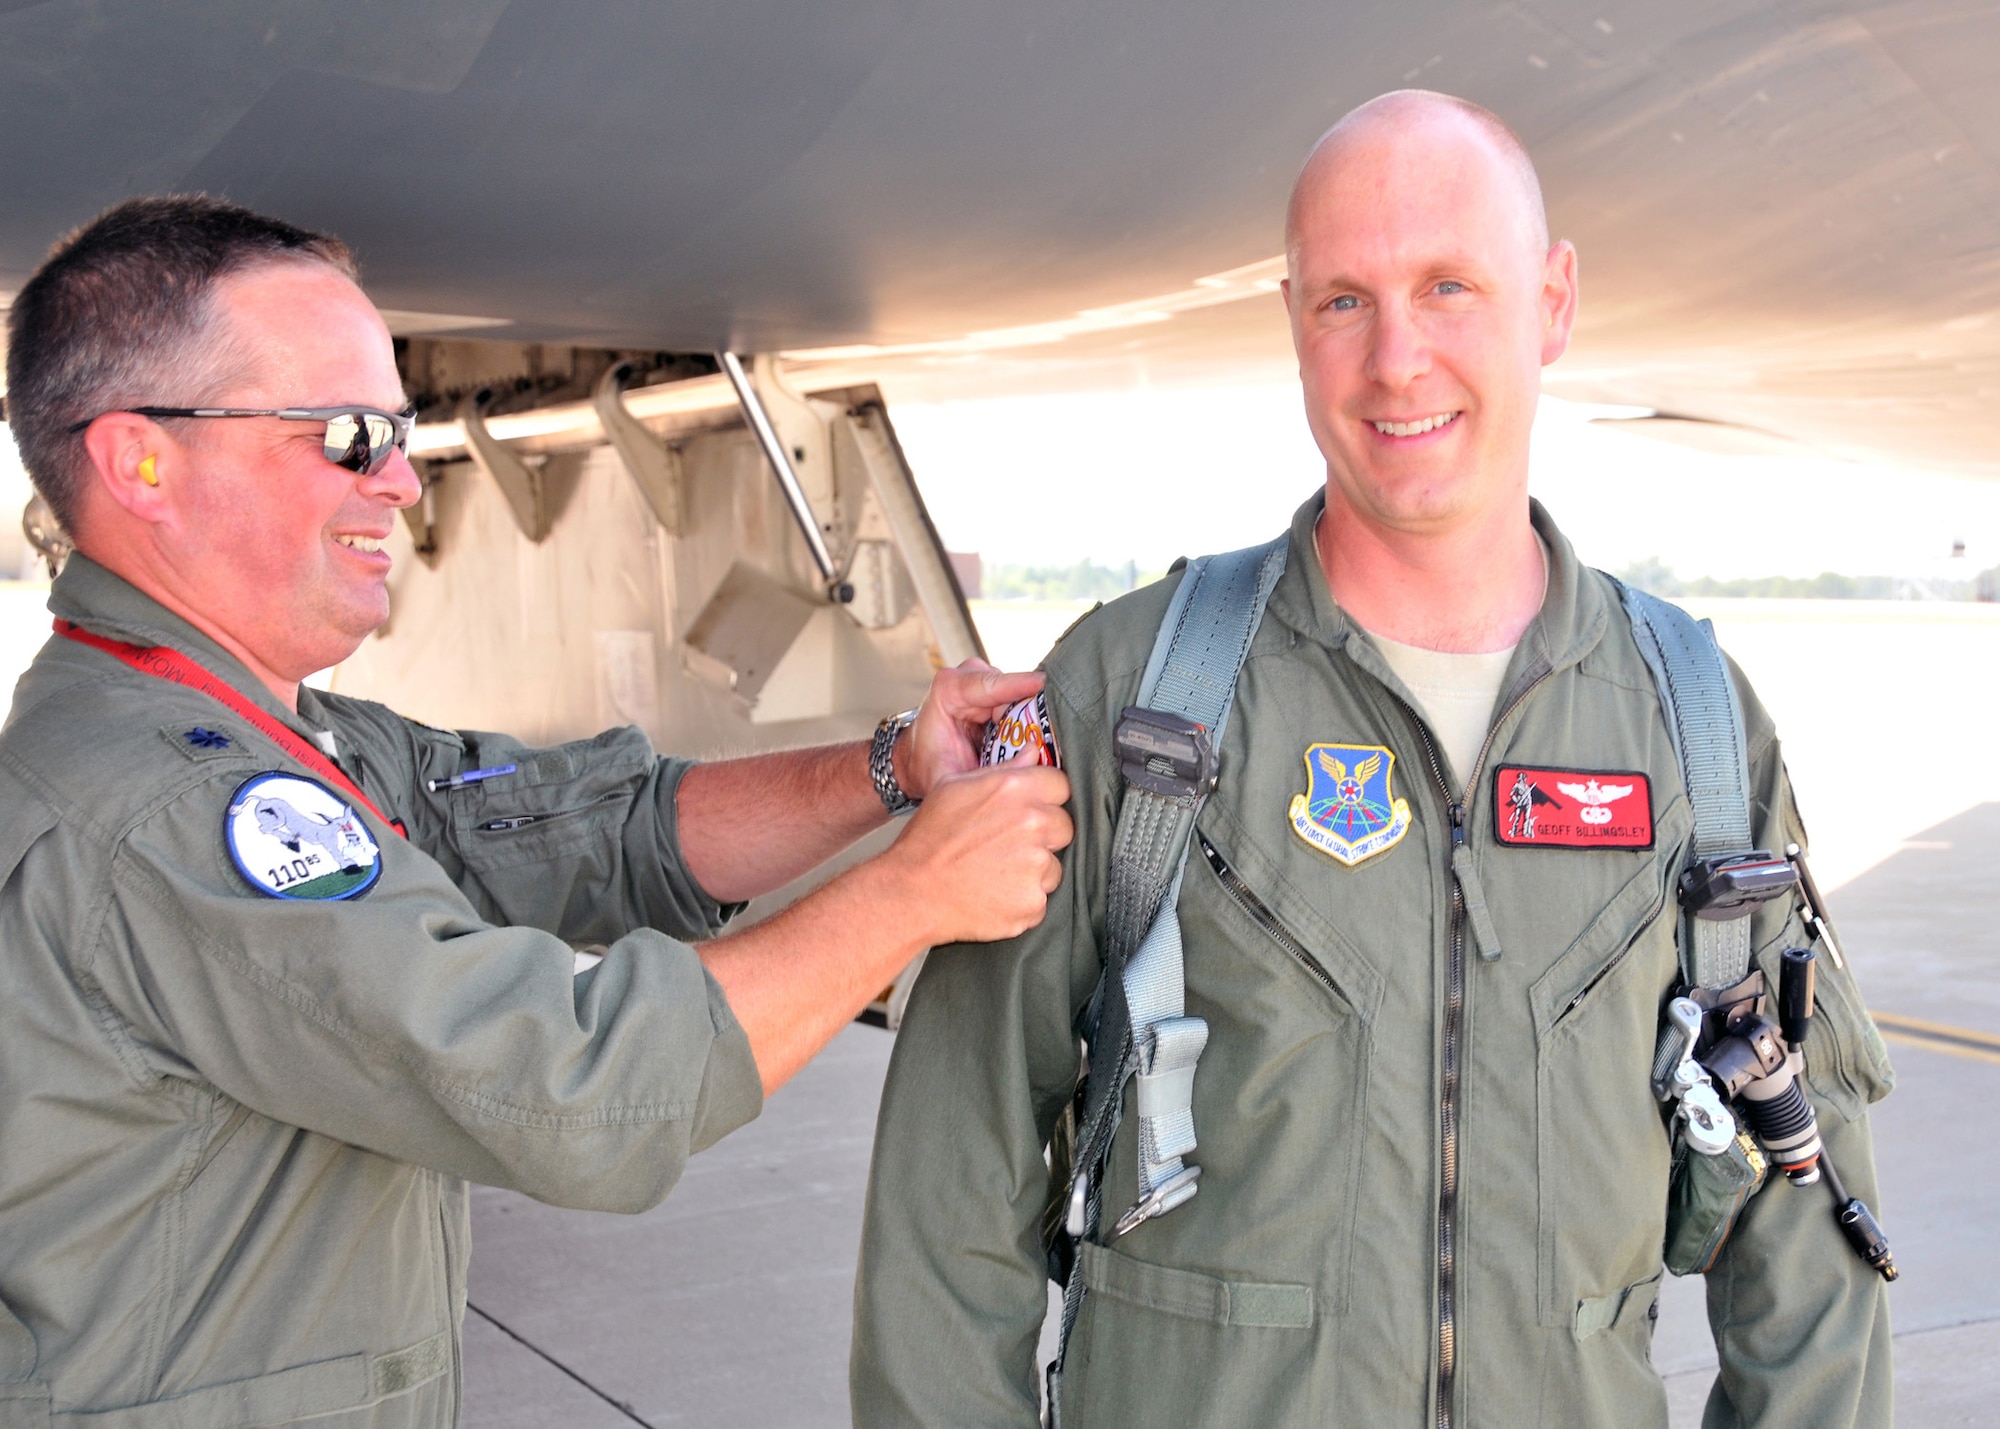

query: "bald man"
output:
851 92 1892 1428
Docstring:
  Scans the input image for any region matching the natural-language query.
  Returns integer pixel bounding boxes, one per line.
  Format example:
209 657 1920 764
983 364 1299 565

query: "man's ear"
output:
79 412 179 523
1540 240 1580 366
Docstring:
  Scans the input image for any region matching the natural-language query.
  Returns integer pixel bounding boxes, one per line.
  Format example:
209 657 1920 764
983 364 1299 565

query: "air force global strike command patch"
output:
1494 765 1654 849
225 772 384 900
1289 742 1412 867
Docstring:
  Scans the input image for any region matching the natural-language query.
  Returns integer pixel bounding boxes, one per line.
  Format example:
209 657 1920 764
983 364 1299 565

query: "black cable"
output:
466 1300 655 1428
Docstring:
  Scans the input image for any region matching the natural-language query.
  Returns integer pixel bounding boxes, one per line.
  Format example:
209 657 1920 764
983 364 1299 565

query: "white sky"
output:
889 388 2000 582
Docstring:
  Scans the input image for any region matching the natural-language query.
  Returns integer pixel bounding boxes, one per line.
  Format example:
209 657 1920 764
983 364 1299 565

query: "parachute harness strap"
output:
1620 585 1756 989
1046 535 1286 1425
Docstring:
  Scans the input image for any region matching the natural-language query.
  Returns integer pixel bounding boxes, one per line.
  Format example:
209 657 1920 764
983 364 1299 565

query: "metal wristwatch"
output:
870 708 921 816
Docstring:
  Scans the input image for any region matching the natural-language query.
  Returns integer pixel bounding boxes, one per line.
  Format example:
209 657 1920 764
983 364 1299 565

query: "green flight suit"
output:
853 496 1895 1428
0 554 763 1427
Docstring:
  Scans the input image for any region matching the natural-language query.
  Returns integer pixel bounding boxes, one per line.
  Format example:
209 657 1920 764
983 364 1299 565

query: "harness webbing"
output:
1617 588 1755 989
1046 535 1286 1425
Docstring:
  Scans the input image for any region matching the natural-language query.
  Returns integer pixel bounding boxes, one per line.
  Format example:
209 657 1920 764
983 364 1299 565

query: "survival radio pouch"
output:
1040 536 1287 1427
1619 583 1799 1275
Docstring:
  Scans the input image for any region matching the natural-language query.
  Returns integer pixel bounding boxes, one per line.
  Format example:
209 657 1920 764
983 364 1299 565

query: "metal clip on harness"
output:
1114 707 1216 801
1678 851 1797 919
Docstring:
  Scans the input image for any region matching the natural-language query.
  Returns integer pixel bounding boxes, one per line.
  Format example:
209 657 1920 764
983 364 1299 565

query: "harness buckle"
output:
1678 852 1797 920
1065 1172 1090 1240
1110 1165 1202 1240
1113 707 1216 800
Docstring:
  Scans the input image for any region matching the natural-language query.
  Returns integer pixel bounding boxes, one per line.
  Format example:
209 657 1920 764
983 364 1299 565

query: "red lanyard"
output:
55 619 407 839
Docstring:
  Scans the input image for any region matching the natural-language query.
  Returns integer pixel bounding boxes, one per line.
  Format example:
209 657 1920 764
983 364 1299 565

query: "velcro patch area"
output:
1493 765 1653 849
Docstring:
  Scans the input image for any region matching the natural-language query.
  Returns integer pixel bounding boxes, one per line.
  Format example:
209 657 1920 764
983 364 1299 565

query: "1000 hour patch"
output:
225 772 383 900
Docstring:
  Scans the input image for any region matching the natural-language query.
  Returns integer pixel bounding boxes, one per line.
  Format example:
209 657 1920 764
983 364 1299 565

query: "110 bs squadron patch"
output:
225 772 383 900
1289 742 1413 867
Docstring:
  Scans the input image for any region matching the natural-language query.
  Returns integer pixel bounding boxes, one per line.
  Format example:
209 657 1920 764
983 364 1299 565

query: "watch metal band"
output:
871 708 921 816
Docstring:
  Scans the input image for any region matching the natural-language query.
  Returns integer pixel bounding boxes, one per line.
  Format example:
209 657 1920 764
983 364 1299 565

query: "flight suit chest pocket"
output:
1106 825 1376 1325
1529 854 1681 1328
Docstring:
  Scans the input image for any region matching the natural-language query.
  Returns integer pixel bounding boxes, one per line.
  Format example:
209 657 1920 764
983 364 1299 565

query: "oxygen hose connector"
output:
1823 1154 1899 1282
1691 949 1896 1280
1738 948 1824 1185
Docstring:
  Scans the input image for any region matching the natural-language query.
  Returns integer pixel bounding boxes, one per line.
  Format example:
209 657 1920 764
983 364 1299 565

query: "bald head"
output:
1287 91 1549 265
1277 87 1579 563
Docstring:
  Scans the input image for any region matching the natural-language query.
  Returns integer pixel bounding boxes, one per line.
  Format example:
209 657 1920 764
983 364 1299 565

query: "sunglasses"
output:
68 405 417 475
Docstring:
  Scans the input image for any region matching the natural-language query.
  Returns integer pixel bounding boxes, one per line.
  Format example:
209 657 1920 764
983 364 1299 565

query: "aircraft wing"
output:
1 0 1995 475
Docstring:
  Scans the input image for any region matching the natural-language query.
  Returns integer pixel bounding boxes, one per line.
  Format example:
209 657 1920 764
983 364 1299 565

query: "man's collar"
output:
48 552 313 730
1264 490 1608 679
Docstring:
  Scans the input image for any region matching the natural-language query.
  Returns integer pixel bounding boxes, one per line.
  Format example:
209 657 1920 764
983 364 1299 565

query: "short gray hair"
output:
5 195 357 533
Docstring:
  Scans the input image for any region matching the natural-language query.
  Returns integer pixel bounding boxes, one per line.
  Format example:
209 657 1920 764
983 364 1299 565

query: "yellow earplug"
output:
138 455 158 486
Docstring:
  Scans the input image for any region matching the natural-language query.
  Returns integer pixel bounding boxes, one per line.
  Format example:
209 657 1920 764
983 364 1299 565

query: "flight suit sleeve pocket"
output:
0 1387 50 1429
1078 1242 1313 1328
0 788 58 890
1800 948 1895 1120
443 729 728 941
452 730 655 872
0 1295 50 1428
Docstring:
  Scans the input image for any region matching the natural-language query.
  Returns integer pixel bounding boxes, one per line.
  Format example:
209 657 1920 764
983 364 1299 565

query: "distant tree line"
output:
981 559 1166 602
978 556 2000 603
1617 557 2000 602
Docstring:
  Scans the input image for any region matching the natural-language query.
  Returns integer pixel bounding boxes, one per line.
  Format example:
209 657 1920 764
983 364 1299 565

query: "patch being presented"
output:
225 772 383 900
980 692 1061 768
1494 765 1654 849
1289 743 1413 867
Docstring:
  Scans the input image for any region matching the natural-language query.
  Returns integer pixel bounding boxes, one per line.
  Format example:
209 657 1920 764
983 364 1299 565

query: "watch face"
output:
980 693 1060 769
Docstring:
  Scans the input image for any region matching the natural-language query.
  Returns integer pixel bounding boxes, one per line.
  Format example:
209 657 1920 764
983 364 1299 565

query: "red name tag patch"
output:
1493 765 1653 849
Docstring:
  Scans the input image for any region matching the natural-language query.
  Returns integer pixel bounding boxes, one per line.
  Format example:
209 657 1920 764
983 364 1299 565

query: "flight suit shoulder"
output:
310 688 462 759
0 655 267 850
1040 569 1186 719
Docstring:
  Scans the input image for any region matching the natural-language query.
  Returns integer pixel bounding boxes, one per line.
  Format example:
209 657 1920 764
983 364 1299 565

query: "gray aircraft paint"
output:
1 0 1995 476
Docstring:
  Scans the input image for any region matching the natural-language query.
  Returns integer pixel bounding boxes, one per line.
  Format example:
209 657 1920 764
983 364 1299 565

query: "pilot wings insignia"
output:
1317 749 1381 785
1555 778 1634 825
1291 742 1411 867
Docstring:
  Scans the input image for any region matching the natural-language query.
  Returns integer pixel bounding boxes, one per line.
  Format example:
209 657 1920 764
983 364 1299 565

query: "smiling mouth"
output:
333 534 385 554
1371 411 1461 437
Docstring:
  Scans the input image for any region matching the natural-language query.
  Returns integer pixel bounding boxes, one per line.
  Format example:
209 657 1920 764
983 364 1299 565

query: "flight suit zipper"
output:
1197 833 1345 1007
1384 669 1550 1429
1553 880 1671 1026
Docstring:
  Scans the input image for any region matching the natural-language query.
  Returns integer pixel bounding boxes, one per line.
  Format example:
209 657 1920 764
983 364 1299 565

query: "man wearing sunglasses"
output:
0 195 1072 1426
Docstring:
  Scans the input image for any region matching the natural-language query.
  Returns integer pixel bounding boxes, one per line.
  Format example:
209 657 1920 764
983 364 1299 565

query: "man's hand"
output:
677 663 1048 907
698 760 1072 1095
894 661 1047 802
879 762 1073 946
